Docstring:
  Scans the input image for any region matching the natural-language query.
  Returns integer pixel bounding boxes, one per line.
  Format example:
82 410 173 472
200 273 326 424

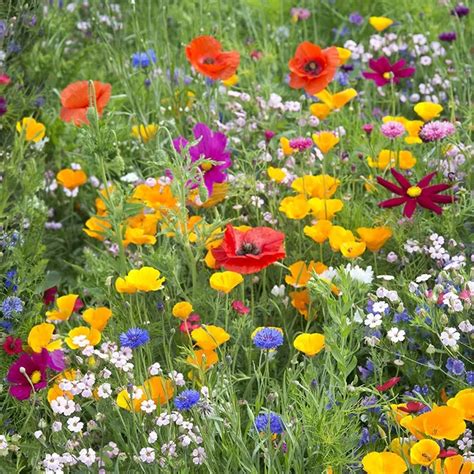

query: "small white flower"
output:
387 327 406 343
364 313 382 328
141 399 157 414
78 448 96 467
51 421 62 432
149 362 162 376
459 320 474 333
440 327 460 347
271 284 286 297
34 430 43 439
139 447 155 463
148 431 157 444
67 416 84 433
372 301 388 313
415 274 432 283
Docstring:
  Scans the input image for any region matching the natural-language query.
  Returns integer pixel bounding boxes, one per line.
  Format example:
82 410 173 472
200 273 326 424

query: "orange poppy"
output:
60 80 112 126
288 42 340 95
185 36 240 80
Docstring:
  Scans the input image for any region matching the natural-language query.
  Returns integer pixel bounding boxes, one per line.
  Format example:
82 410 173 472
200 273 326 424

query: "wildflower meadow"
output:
1 0 473 472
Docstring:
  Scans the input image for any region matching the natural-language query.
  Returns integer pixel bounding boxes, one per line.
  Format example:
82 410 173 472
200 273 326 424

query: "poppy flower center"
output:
304 60 322 75
407 185 422 197
203 57 215 65
236 242 261 256
30 370 42 384
383 71 394 80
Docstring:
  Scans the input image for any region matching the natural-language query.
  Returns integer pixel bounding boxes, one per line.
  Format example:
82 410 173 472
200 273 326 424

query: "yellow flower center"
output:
407 186 422 197
31 370 42 384
383 72 394 80
201 161 213 171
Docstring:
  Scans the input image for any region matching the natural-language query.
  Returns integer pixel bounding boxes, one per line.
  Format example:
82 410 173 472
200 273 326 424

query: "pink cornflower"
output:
419 120 456 142
291 7 311 21
381 121 405 139
288 137 313 151
179 314 201 333
231 300 250 315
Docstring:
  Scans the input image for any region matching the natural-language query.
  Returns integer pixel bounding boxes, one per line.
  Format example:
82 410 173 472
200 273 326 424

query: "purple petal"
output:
10 384 32 401
48 350 66 372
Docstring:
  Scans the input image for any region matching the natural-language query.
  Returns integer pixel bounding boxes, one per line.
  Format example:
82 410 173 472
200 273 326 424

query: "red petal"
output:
417 172 437 187
390 168 411 190
378 197 408 208
376 176 405 195
403 199 417 218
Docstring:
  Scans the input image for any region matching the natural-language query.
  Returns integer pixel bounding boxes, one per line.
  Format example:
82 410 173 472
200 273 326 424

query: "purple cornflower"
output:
419 121 456 142
446 357 465 376
290 8 311 21
466 371 474 385
254 412 284 434
119 328 150 349
1 297 24 318
288 137 313 151
252 328 284 350
358 359 374 380
0 96 7 116
381 121 405 139
439 32 457 42
173 123 232 194
362 123 374 135
131 49 156 68
174 389 200 411
451 4 470 17
349 12 364 25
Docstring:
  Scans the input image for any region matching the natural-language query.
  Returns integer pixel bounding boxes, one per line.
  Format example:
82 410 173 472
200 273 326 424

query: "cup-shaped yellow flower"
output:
46 294 78 322
285 261 327 288
432 454 473 474
340 241 366 259
293 333 325 356
361 451 407 474
336 47 351 65
191 325 230 350
56 169 88 190
369 16 394 32
311 88 357 120
279 194 310 219
222 74 239 87
328 226 355 251
410 439 440 466
28 323 62 353
65 326 101 349
292 175 340 199
16 117 46 142
209 271 243 294
357 227 393 252
308 198 344 220
267 167 286 183
280 137 295 156
116 266 166 293
312 131 339 154
172 301 193 320
414 102 443 122
186 349 219 370
82 306 112 332
123 227 157 246
83 216 112 240
304 220 333 243
447 388 473 422
117 376 174 411
131 123 158 142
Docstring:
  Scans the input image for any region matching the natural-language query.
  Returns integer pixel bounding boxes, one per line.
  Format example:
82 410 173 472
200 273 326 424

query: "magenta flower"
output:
381 121 405 139
173 123 232 194
362 57 415 87
419 121 456 142
377 168 455 218
7 349 65 400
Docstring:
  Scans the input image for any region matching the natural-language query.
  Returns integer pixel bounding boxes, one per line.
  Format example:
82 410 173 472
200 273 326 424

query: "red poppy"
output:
212 225 286 274
288 42 340 95
377 169 455 218
398 401 427 413
3 336 23 355
185 36 240 80
376 376 401 392
60 80 112 126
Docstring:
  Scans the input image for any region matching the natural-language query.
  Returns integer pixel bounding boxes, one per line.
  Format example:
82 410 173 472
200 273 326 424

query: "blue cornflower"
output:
446 357 465 376
174 389 200 411
255 412 284 434
358 359 374 381
466 371 474 386
131 49 156 68
5 269 18 291
1 296 24 318
252 327 284 350
393 309 411 323
119 328 149 349
349 12 364 25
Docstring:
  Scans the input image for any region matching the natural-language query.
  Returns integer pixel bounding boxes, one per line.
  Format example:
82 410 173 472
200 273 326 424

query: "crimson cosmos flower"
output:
212 225 286 274
376 376 401 392
362 57 415 87
398 401 427 414
377 169 455 218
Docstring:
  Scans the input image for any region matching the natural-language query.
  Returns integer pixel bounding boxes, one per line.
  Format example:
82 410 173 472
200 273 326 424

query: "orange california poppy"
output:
185 36 240 80
288 42 340 95
60 80 112 126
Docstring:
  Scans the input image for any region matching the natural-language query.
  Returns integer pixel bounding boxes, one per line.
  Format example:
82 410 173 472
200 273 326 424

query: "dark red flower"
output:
439 449 459 458
43 286 58 305
73 297 84 312
376 376 401 392
362 57 415 87
212 225 286 274
377 169 455 218
232 300 250 315
3 336 23 355
398 401 427 413
179 314 201 334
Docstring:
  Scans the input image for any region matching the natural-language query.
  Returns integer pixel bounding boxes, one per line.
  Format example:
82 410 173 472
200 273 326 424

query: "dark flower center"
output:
203 57 215 65
236 242 261 256
304 60 322 75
